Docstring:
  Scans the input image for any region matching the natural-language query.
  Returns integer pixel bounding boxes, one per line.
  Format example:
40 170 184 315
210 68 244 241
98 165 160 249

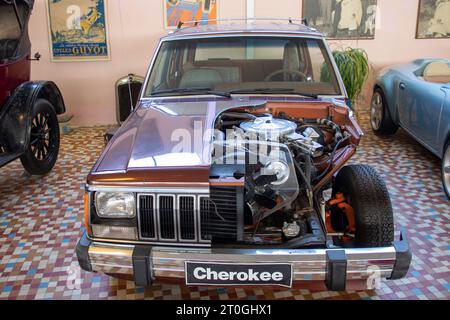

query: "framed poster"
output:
46 0 110 61
302 0 378 39
163 0 218 29
416 0 450 39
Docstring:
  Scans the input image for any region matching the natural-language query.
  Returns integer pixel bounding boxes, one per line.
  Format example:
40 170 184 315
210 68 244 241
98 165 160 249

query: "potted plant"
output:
322 48 369 110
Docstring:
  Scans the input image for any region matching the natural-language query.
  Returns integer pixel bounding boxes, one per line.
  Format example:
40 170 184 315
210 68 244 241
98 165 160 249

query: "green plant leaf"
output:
332 48 369 105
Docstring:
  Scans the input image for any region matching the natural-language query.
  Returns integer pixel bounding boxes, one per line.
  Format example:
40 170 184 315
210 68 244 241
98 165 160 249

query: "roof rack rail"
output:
176 17 309 30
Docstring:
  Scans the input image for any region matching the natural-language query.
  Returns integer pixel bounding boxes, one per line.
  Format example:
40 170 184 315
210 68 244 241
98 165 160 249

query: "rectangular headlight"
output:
95 192 135 218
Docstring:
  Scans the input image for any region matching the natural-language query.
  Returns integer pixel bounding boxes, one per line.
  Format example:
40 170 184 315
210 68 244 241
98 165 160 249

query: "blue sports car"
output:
371 58 450 199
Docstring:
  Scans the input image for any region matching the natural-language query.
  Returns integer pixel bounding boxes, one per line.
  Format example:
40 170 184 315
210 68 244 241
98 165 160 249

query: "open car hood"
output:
91 98 267 174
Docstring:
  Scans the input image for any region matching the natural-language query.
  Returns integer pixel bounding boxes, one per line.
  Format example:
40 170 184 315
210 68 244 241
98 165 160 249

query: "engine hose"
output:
317 118 344 143
220 112 257 120
314 134 350 182
220 120 245 127
216 112 257 129
294 161 312 192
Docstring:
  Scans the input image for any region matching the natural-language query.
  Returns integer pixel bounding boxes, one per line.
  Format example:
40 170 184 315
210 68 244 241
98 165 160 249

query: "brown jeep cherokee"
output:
76 19 411 290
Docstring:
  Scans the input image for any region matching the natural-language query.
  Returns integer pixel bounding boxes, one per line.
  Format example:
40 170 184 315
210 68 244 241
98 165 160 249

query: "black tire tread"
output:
333 165 394 247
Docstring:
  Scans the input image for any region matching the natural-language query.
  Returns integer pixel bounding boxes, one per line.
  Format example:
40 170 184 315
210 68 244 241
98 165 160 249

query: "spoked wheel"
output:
331 165 394 247
442 141 450 199
370 89 398 135
20 99 60 175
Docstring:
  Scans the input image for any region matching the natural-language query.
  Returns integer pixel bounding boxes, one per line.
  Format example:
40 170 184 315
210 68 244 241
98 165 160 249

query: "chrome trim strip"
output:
89 242 135 275
90 170 127 175
87 242 397 281
88 182 211 187
86 185 209 194
88 236 211 247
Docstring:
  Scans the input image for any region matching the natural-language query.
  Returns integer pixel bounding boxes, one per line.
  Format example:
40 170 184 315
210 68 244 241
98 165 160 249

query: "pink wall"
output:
29 0 450 126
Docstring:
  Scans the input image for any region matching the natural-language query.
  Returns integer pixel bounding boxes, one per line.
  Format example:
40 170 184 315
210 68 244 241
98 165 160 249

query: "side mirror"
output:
28 52 41 61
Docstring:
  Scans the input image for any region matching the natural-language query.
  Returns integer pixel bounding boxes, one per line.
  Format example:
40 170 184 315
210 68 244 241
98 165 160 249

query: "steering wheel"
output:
264 69 307 82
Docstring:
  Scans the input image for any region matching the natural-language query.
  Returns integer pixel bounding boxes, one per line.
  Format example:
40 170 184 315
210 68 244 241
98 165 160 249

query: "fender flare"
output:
0 81 66 155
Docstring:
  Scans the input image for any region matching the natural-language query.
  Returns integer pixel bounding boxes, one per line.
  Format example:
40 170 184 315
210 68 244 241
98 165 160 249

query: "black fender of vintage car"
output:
0 81 65 165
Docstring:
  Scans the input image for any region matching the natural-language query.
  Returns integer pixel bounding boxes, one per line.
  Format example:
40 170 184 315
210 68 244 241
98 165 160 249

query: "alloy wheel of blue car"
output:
370 88 398 136
370 91 383 130
443 142 450 199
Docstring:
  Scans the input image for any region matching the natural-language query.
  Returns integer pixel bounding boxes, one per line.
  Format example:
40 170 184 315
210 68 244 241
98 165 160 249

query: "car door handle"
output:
399 83 406 90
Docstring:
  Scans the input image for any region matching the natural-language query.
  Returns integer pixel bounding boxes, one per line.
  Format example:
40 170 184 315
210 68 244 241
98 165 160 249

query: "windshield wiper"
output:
229 88 318 99
150 87 231 98
150 87 318 99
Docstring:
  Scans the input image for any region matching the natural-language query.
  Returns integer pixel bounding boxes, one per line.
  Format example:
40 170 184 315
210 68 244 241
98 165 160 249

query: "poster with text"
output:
164 0 218 29
47 0 110 61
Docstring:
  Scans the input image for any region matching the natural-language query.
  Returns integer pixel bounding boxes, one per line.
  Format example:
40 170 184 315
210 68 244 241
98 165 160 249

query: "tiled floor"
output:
0 111 449 300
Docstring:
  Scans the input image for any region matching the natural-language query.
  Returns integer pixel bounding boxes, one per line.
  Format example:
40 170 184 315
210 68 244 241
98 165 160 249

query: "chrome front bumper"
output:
76 231 411 290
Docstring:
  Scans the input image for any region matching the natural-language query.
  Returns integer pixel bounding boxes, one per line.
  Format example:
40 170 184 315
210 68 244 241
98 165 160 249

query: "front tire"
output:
332 165 394 247
442 141 450 199
370 88 398 135
20 99 60 175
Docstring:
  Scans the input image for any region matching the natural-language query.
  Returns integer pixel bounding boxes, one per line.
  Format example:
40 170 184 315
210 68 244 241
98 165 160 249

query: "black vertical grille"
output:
138 189 242 243
159 196 175 239
200 187 242 241
179 196 196 240
139 195 156 239
199 197 211 241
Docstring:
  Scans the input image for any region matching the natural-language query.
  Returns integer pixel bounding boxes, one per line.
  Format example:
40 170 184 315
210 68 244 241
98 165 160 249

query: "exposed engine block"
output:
210 111 346 244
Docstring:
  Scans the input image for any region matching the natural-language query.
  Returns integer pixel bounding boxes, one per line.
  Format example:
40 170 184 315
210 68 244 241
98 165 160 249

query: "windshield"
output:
144 36 341 98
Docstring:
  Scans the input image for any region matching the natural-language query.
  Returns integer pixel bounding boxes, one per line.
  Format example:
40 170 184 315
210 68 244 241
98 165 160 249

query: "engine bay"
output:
209 105 358 247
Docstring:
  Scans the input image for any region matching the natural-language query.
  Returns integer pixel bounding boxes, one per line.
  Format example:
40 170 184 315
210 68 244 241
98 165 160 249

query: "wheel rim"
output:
370 92 383 130
444 144 450 195
30 112 57 162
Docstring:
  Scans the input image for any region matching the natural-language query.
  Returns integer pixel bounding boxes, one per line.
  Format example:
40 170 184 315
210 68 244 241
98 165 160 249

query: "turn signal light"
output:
84 192 92 236
91 225 138 240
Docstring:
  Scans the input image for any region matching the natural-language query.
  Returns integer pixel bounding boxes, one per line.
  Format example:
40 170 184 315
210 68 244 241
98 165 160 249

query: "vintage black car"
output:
0 0 65 175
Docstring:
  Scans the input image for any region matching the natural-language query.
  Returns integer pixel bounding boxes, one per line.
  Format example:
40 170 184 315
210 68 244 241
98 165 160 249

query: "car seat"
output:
179 68 224 88
283 42 306 81
423 61 450 84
